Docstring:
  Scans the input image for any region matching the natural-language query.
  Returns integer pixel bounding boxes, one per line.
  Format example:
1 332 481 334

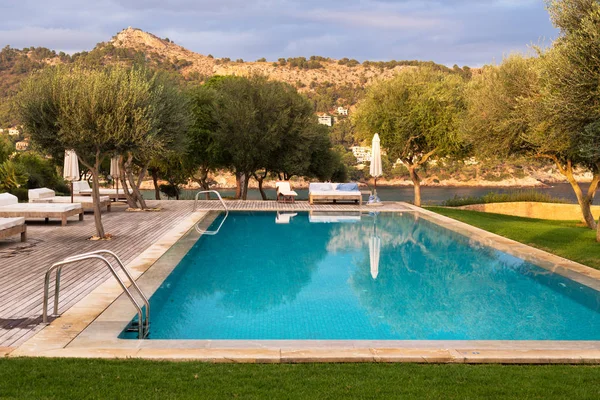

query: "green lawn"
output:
0 358 599 399
426 207 600 270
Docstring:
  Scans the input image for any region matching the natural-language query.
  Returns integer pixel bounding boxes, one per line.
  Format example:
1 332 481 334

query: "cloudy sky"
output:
0 0 557 67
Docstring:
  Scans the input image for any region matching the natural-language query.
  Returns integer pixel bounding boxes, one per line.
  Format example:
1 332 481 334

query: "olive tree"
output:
17 65 157 238
354 68 466 206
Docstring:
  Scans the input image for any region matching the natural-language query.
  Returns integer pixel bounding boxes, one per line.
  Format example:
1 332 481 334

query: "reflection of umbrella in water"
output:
110 156 120 195
369 213 381 279
63 150 79 203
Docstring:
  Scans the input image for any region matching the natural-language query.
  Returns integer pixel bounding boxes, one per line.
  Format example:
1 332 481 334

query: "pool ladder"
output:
193 190 229 236
42 250 150 339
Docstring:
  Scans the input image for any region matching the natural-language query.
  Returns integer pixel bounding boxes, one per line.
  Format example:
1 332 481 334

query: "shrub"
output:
442 190 568 207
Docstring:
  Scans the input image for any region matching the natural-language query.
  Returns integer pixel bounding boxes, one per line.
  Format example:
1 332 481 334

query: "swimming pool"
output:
121 211 600 341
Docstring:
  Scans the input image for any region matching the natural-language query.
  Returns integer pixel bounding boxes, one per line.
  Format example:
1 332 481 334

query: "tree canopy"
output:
354 68 466 206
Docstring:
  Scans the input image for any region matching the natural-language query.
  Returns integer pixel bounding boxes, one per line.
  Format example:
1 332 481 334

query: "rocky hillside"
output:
0 27 472 126
109 27 408 88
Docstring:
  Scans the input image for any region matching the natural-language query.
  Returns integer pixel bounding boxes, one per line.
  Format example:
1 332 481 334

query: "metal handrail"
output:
193 190 229 236
193 190 227 212
43 253 149 338
63 250 150 334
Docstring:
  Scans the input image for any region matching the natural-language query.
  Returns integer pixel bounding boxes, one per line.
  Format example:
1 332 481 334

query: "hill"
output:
0 27 472 126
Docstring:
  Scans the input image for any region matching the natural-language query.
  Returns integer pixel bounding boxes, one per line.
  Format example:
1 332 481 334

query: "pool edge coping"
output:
10 203 600 364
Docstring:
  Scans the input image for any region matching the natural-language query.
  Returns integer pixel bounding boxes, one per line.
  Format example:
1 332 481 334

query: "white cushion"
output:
0 193 18 207
47 195 110 204
28 188 56 201
72 181 91 194
0 217 25 230
0 203 81 212
310 190 360 197
309 183 335 192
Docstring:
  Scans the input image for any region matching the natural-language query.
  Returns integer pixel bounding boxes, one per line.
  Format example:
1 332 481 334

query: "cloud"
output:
0 0 558 66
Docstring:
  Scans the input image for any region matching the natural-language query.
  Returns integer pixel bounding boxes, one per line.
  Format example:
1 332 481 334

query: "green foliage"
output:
354 68 466 165
0 159 28 192
256 57 267 62
284 57 324 69
442 191 567 207
338 58 360 67
11 151 68 192
305 82 365 113
0 135 14 163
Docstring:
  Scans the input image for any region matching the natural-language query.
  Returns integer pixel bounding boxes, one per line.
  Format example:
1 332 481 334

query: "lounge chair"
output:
72 181 131 201
28 188 112 213
0 217 26 242
0 193 84 226
309 183 362 205
275 182 298 203
275 212 297 224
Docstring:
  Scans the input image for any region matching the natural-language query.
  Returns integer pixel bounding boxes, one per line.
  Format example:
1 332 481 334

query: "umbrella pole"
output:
70 181 74 203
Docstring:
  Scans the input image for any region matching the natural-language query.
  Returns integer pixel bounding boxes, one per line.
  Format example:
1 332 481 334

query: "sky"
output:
0 0 558 67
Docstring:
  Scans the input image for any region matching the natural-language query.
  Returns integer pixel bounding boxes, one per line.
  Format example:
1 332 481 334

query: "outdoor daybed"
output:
0 217 26 242
0 193 84 226
28 188 112 213
72 181 132 201
308 182 362 205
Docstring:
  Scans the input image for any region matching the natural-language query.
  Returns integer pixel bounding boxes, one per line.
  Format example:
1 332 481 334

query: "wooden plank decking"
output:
0 199 412 349
0 200 195 348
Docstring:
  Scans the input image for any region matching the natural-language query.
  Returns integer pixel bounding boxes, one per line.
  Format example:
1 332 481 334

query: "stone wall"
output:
459 202 600 222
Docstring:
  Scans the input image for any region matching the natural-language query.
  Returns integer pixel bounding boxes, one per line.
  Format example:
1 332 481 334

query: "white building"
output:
337 107 349 116
318 115 333 127
351 146 372 164
8 128 20 136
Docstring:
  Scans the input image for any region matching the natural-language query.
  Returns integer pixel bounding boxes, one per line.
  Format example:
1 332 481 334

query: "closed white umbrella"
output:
369 133 383 203
110 156 120 195
63 150 79 203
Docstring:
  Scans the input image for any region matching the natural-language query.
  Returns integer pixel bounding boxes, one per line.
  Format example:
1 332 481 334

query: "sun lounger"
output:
28 188 111 212
0 217 26 242
309 183 362 205
0 193 83 226
72 181 131 201
275 182 298 203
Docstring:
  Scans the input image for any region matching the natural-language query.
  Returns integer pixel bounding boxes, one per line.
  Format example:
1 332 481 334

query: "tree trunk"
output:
253 171 268 200
134 164 148 209
407 164 422 207
150 168 160 200
242 173 250 200
235 172 242 199
80 153 106 239
558 160 598 229
119 156 138 209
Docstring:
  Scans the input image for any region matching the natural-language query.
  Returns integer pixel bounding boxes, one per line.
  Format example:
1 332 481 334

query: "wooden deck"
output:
0 200 196 348
0 199 413 349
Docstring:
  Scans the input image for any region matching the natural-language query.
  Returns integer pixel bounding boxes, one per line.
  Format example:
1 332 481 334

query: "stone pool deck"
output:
3 200 600 363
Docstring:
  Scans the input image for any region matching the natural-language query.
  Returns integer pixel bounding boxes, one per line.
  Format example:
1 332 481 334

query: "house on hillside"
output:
8 127 20 136
351 146 372 164
337 107 349 116
318 114 333 127
16 138 29 151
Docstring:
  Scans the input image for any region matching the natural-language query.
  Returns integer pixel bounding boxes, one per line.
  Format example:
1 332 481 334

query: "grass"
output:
426 207 600 269
441 190 567 207
0 358 599 399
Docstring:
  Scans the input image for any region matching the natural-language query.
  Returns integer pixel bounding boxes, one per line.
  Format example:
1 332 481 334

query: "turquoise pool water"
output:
122 211 600 340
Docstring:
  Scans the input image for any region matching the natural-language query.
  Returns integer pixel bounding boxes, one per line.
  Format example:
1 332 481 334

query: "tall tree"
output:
353 68 466 206
540 0 600 238
16 65 157 238
117 70 191 209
